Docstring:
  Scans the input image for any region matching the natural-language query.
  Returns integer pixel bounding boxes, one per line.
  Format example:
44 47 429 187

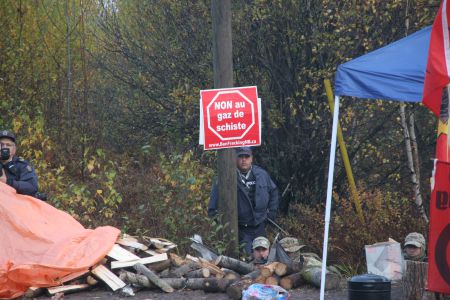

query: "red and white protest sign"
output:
428 160 450 293
200 86 261 150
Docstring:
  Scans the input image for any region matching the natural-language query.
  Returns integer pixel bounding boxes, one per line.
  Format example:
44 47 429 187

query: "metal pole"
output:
320 95 340 300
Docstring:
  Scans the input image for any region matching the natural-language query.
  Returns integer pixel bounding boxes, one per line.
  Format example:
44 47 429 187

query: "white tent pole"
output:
319 95 340 300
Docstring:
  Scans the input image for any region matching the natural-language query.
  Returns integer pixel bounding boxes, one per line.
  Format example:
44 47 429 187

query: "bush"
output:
281 188 427 274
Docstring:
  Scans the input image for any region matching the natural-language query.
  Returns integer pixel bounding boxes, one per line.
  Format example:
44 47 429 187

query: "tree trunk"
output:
226 278 253 300
275 262 302 277
185 268 211 278
222 268 240 280
165 261 198 278
134 263 174 293
399 104 428 223
260 262 279 277
149 259 171 272
301 267 340 290
212 0 239 258
401 260 437 300
265 274 280 285
280 272 304 290
215 255 255 274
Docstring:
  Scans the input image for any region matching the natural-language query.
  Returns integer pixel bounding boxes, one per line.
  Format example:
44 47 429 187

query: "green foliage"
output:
0 0 441 267
282 187 427 272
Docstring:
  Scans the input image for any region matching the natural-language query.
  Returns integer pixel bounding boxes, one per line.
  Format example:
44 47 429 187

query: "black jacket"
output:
2 156 39 196
208 165 278 226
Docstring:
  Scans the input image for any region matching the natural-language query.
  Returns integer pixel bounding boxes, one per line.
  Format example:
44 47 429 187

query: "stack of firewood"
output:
24 235 338 299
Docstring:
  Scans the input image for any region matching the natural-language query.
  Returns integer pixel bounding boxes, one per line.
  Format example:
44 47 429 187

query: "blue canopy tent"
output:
319 26 431 299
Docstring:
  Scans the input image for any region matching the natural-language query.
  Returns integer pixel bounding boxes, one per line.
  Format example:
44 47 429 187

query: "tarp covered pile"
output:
0 182 120 299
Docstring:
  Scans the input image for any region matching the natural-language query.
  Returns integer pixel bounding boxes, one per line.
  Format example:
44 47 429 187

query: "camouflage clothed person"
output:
403 232 427 262
279 237 340 289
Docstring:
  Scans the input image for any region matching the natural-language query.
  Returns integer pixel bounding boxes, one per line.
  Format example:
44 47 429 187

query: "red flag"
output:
428 161 450 293
423 0 450 116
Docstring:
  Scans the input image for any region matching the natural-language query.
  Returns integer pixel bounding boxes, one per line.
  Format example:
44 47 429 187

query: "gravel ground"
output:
29 281 403 300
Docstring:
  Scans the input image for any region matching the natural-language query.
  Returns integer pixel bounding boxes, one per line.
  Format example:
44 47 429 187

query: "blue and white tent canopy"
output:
334 26 431 102
320 26 432 300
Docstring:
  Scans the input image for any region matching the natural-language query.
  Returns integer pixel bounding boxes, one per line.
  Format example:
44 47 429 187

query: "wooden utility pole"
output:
211 0 239 257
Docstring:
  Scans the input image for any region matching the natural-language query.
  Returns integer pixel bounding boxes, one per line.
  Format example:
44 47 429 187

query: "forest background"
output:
0 0 441 274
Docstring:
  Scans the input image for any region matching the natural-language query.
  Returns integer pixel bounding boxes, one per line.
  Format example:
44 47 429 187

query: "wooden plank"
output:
91 265 126 291
111 253 168 269
145 249 160 256
47 284 90 295
116 239 148 251
59 269 89 284
107 244 140 261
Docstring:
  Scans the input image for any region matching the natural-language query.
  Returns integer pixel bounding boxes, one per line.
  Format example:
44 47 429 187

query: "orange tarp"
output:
0 182 120 299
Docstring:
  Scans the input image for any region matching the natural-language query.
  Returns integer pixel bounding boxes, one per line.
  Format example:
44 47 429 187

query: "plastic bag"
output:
365 238 405 281
242 283 290 300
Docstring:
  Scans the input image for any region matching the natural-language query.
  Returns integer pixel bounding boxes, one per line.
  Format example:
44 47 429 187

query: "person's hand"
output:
0 172 6 183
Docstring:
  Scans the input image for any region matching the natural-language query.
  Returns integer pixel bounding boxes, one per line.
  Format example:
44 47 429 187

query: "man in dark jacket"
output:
208 147 278 254
0 130 39 196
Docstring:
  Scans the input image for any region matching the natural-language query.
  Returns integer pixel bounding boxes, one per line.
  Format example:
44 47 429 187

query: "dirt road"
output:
33 282 403 300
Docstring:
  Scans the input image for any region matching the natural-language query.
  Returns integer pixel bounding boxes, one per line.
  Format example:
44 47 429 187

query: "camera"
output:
0 148 10 161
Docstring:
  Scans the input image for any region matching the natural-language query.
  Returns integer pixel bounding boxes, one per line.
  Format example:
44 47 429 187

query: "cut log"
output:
47 284 90 295
226 278 253 300
86 275 98 286
265 274 280 285
185 254 200 263
164 261 198 278
260 262 279 277
111 253 168 269
134 263 174 293
301 267 340 290
24 287 43 298
194 278 235 292
119 270 233 292
215 255 255 274
119 271 185 289
254 274 267 284
275 262 302 277
242 269 261 280
107 244 141 261
169 253 186 267
280 272 304 290
117 238 148 251
198 257 225 278
148 258 171 272
185 268 211 278
222 268 240 280
91 264 126 291
401 260 437 300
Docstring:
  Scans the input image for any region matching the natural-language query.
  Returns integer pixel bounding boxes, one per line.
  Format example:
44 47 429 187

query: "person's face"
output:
236 154 253 172
404 245 421 257
0 137 16 161
253 247 269 260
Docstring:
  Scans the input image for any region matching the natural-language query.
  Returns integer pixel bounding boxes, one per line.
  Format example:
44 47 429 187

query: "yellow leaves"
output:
87 159 95 172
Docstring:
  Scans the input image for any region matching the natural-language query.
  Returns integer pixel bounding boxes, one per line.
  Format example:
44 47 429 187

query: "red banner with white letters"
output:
428 160 450 293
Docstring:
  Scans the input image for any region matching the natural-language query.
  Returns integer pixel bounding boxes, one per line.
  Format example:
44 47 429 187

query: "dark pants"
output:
239 222 266 255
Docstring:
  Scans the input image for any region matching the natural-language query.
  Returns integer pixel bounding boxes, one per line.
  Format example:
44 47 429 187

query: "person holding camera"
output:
0 130 39 196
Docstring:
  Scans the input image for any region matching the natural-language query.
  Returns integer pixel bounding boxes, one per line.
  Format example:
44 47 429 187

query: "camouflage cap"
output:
404 232 426 248
252 236 270 249
279 237 302 253
0 130 16 143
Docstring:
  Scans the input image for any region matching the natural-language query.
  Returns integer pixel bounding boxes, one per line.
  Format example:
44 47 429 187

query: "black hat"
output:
236 147 252 156
0 130 16 143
